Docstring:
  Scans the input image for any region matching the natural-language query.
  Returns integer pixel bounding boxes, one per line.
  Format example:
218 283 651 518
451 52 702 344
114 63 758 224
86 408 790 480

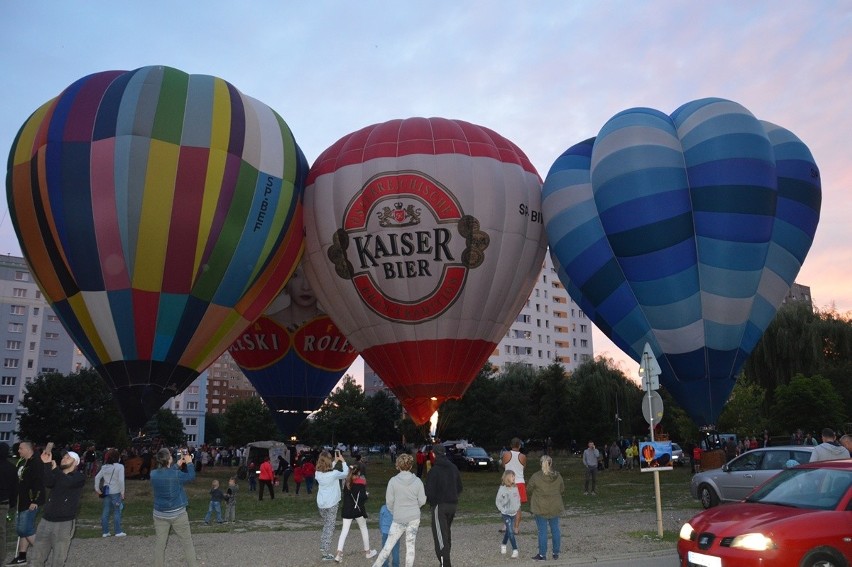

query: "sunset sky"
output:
2 2 849 378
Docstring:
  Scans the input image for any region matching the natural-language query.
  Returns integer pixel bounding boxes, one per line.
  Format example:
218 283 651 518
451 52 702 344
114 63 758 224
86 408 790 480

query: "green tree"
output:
204 412 224 445
717 377 769 439
310 375 371 446
144 408 186 446
529 363 571 446
221 397 280 447
366 389 402 443
769 374 846 435
17 369 127 448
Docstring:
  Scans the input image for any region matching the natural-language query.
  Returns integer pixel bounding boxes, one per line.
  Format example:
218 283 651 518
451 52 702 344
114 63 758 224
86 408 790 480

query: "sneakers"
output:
553 554 560 560
583 491 589 495
334 552 343 563
501 545 507 555
511 549 519 558
102 533 111 538
365 550 377 559
321 554 336 561
114 532 127 537
532 554 546 561
7 558 27 565
591 491 597 496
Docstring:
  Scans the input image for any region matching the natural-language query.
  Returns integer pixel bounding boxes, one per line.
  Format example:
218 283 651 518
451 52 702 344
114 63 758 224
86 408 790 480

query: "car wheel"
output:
800 547 847 567
698 483 719 509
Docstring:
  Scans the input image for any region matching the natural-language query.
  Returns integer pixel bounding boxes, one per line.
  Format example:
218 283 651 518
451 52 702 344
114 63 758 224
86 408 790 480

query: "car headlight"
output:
729 533 776 551
679 522 695 541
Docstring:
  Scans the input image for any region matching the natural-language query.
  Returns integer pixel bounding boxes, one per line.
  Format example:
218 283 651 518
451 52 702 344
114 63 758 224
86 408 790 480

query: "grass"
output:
70 452 702 539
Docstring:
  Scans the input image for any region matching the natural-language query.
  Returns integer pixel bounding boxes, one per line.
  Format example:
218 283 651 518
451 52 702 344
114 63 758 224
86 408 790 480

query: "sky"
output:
2 2 850 380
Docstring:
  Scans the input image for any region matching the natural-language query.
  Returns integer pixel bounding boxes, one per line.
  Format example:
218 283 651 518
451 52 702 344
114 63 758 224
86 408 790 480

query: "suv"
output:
690 445 815 508
446 445 496 471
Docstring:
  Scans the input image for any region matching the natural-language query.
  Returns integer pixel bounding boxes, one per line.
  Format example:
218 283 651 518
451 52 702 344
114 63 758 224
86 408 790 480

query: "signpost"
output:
639 343 665 537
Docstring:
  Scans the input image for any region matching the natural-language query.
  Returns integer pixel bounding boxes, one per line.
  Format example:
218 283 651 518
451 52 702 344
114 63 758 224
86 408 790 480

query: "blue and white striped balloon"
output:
542 98 821 426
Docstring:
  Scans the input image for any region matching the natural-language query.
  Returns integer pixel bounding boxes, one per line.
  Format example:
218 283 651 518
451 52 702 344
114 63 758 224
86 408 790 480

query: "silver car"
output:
690 445 815 508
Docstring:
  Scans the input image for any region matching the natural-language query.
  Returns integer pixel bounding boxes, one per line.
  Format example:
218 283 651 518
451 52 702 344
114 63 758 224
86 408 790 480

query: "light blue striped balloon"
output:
542 98 821 426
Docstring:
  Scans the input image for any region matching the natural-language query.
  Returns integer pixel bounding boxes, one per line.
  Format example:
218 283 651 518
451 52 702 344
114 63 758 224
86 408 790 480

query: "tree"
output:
144 408 186 446
717 377 769 439
17 369 127 448
221 397 280 447
769 374 846 435
205 412 225 445
366 389 402 443
309 376 372 446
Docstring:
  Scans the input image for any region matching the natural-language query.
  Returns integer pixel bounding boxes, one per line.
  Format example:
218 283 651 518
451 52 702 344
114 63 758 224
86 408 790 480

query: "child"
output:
496 470 521 558
225 476 238 522
378 503 401 567
247 461 257 492
334 463 377 562
204 479 225 524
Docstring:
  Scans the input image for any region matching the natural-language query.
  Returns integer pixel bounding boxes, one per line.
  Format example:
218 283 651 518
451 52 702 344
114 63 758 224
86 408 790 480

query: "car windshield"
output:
746 468 852 510
465 447 489 458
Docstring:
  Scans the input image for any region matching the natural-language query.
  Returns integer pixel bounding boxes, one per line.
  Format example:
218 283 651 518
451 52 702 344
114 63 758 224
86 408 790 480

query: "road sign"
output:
642 390 664 425
639 342 661 391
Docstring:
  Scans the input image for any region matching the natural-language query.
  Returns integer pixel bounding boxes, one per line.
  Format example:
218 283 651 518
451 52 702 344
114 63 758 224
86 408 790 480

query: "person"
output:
500 437 527 534
82 447 97 478
415 448 426 478
724 437 738 462
203 479 225 524
840 434 852 454
0 442 18 566
8 441 45 565
315 450 349 561
609 442 622 470
527 454 564 561
495 470 521 558
276 455 288 477
302 456 317 494
371 453 426 567
277 456 291 493
150 448 198 567
424 443 462 567
94 448 126 537
293 458 305 495
334 463 377 562
624 442 635 470
28 448 85 566
582 441 599 495
378 503 400 567
268 267 322 331
258 456 275 500
247 461 257 492
225 476 238 523
809 428 851 462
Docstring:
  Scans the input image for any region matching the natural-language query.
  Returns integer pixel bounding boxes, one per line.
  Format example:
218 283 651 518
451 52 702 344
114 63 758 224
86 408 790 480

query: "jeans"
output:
153 511 198 567
101 493 123 535
380 531 400 567
501 513 517 549
372 519 419 567
305 476 315 494
534 515 561 557
584 465 597 492
204 501 223 523
29 518 75 567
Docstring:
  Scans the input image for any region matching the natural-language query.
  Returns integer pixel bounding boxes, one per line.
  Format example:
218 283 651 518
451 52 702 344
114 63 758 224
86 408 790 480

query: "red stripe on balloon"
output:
132 289 160 360
90 138 131 290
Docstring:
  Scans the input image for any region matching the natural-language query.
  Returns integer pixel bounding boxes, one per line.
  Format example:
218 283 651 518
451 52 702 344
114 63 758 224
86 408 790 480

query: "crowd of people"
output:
2 428 849 566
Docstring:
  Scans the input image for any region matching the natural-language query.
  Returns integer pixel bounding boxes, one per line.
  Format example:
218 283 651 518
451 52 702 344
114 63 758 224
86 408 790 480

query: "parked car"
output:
447 445 496 471
671 443 686 466
690 445 814 508
368 444 385 454
678 459 852 567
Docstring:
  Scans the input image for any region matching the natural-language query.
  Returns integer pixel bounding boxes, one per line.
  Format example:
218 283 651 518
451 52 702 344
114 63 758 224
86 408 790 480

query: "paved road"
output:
558 550 679 566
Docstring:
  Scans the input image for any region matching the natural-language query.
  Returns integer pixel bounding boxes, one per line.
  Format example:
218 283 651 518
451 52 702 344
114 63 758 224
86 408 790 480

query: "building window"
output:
173 401 180 410
0 432 10 441
44 332 59 340
10 305 25 316
0 395 14 404
35 290 41 299
47 315 59 322
6 341 22 351
0 413 11 422
33 307 39 315
186 434 196 443
8 323 23 333
41 367 58 373
580 324 588 333
3 359 19 369
185 417 197 426
43 350 58 357
186 401 198 410
27 360 34 369
31 325 38 333
1 376 16 386
188 386 199 394
15 271 28 281
580 339 588 348
13 288 27 298
212 399 219 405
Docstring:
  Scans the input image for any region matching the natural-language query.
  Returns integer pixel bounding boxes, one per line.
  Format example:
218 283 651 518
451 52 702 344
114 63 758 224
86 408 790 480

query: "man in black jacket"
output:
424 443 462 567
8 441 44 565
0 443 18 565
29 448 85 566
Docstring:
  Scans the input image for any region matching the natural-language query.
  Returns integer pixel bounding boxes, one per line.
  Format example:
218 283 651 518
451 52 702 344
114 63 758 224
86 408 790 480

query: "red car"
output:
678 459 852 567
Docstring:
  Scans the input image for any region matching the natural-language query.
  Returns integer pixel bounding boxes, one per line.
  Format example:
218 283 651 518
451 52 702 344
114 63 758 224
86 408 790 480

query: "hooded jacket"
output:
0 443 17 507
385 470 426 524
42 462 86 522
527 469 565 518
810 441 851 462
424 455 462 506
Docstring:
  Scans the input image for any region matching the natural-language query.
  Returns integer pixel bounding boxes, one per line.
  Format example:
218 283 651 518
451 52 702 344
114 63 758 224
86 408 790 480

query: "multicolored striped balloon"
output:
7 66 307 428
542 98 821 426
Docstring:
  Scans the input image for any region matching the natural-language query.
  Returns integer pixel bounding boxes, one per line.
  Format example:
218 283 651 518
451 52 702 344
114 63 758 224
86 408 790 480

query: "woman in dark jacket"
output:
334 463 377 562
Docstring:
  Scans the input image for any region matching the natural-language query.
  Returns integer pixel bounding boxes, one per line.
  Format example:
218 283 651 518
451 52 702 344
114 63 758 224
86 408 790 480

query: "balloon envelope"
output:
303 117 547 424
7 66 307 428
228 265 358 435
543 98 821 426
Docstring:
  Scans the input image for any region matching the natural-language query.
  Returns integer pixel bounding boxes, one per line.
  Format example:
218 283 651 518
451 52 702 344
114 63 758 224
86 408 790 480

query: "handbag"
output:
99 466 116 498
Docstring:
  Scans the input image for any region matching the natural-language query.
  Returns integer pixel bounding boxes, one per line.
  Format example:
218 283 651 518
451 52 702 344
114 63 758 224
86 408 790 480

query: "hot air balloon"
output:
302 117 547 424
228 264 358 435
542 98 821 426
7 66 307 429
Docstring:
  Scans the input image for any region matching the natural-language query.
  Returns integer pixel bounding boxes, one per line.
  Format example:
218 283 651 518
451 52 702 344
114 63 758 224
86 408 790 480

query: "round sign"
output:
642 390 665 425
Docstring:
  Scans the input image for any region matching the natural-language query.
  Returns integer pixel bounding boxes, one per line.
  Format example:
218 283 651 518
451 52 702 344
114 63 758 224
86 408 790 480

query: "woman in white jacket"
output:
94 448 126 537
315 450 349 561
372 453 426 567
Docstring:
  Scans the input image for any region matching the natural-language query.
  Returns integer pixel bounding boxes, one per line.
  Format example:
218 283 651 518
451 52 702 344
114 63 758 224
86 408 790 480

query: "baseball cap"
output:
66 451 81 467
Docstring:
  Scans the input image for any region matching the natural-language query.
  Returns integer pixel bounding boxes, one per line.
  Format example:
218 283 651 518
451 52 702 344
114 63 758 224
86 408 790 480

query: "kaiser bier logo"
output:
327 171 489 323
